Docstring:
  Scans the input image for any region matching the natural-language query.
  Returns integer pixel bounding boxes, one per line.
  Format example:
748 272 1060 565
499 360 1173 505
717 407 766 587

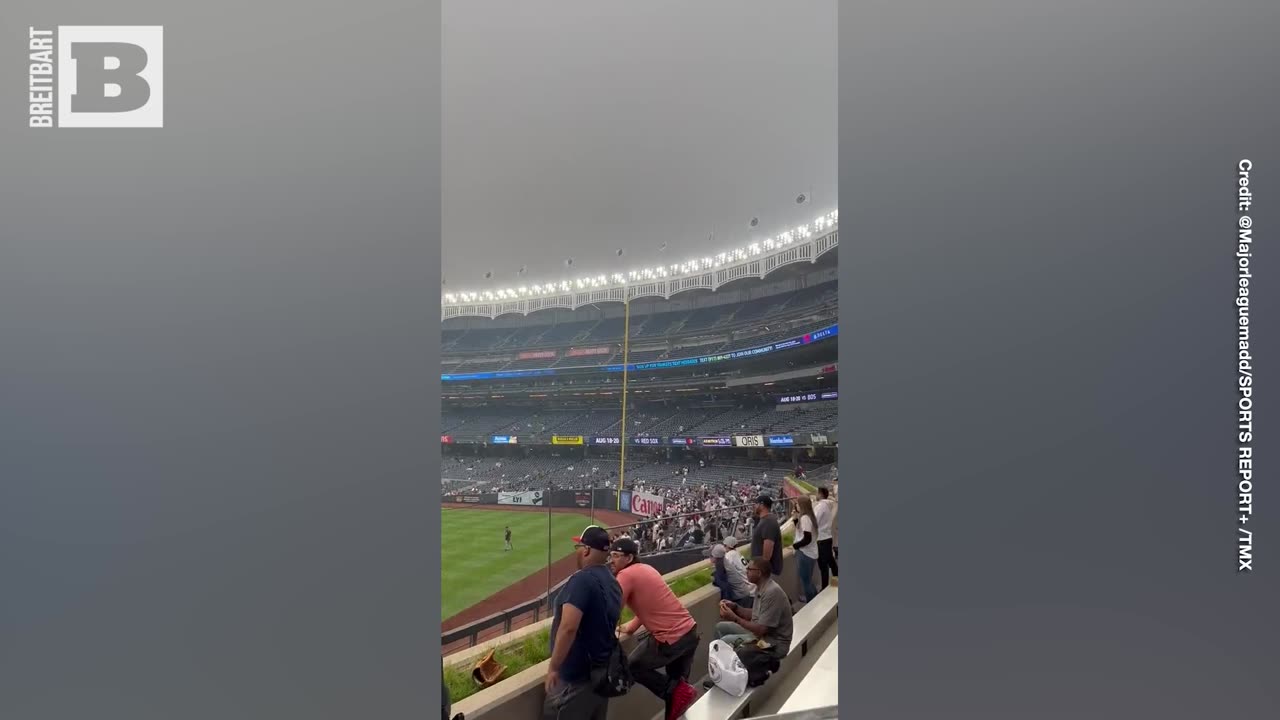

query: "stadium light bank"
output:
441 209 839 319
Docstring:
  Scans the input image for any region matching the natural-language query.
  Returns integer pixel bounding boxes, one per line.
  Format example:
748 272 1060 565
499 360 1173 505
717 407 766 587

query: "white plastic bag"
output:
707 639 749 697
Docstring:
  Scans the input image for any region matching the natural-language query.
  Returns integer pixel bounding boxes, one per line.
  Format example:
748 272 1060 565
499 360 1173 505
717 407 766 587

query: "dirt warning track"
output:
440 502 638 650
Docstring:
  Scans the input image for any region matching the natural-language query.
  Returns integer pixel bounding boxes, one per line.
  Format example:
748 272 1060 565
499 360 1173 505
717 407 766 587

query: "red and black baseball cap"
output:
572 525 610 552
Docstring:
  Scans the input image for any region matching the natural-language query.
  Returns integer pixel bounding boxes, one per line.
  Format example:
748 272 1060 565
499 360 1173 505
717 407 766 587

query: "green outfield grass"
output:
787 474 817 494
441 508 592 620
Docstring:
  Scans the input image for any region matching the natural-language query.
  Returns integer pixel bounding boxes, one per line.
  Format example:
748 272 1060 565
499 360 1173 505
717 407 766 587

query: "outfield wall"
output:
443 487 621 510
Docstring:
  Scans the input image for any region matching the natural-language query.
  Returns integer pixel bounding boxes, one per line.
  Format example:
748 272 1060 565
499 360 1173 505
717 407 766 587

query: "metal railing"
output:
440 496 801 651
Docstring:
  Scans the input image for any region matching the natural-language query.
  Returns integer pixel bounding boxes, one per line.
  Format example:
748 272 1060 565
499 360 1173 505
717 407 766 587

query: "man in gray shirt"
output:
714 558 794 657
749 495 784 577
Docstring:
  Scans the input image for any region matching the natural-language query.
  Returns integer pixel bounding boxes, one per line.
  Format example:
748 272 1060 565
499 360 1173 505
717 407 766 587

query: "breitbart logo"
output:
28 26 164 128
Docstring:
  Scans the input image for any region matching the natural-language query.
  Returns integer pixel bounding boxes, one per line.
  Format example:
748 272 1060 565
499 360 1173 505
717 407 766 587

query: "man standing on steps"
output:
504 526 512 552
544 526 622 720
610 538 699 720
749 495 784 579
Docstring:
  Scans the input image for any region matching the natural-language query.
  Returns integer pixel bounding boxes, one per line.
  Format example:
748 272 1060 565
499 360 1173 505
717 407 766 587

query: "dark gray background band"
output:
4 0 1280 718
1 2 442 719
840 0 1280 717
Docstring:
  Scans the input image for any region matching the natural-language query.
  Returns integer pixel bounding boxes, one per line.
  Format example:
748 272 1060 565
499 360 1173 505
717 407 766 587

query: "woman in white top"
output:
813 487 839 589
791 497 821 603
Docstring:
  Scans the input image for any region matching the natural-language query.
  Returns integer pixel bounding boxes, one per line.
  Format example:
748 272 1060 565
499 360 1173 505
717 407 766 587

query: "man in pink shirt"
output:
610 538 699 720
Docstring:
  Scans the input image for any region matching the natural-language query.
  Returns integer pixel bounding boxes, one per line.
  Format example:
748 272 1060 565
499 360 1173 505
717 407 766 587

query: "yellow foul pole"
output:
617 295 631 511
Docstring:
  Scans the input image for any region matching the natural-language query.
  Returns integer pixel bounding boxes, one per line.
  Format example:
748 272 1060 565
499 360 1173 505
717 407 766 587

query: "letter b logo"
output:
59 26 163 128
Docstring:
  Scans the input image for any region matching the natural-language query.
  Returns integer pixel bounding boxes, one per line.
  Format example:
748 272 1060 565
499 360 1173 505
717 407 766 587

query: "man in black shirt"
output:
544 525 623 720
749 495 784 577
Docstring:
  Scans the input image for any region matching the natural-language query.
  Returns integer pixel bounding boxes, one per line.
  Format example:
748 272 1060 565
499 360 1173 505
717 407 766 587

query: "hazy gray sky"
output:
442 0 837 292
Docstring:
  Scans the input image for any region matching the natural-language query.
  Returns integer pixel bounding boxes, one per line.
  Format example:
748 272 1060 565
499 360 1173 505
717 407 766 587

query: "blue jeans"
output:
715 622 756 648
797 552 818 602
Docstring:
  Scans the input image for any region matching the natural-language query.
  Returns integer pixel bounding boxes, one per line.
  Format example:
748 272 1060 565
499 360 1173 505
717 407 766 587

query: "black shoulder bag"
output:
592 571 634 698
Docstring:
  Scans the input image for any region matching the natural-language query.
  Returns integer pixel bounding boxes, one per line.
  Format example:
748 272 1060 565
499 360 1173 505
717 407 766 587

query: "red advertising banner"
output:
518 350 558 360
441 435 453 444
567 346 612 357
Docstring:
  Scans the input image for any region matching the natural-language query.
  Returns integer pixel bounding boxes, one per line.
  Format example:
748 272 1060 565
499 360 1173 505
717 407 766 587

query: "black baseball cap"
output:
572 525 610 552
610 538 639 557
755 495 774 508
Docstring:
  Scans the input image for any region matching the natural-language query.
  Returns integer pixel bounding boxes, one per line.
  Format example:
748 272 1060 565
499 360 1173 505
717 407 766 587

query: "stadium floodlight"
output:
441 207 837 304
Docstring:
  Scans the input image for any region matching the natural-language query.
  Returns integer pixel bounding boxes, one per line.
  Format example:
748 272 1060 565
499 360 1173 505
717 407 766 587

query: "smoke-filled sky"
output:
442 0 836 294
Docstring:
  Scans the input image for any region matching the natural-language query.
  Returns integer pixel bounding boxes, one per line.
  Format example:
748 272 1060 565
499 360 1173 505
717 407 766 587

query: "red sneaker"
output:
668 680 697 720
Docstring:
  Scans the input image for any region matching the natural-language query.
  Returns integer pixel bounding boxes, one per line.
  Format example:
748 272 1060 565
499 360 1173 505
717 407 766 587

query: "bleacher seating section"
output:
441 281 837 373
440 403 837 442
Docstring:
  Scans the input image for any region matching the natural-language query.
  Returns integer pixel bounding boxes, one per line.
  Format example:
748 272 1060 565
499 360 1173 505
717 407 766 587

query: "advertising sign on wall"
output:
591 436 621 445
567 346 612 357
551 435 585 446
630 491 665 518
548 490 595 508
490 435 518 444
441 435 454 444
518 350 558 360
619 490 632 513
778 392 820 404
767 435 796 447
632 437 662 446
777 390 839 404
445 494 496 504
498 490 544 507
733 435 765 448
443 324 837 383
700 437 733 447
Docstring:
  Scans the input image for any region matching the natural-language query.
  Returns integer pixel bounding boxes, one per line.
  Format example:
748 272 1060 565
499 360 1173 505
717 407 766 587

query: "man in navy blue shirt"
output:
544 525 623 720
